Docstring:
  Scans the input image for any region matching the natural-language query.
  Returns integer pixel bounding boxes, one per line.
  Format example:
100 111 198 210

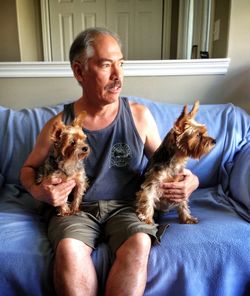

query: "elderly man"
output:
20 27 198 296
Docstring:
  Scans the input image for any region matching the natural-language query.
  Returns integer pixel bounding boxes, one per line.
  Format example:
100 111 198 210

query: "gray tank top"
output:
63 97 147 201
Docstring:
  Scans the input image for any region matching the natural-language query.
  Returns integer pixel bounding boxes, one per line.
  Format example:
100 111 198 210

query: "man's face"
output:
81 35 124 106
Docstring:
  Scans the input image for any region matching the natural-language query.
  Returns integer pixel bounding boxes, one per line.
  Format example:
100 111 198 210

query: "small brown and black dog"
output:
36 111 89 216
136 101 216 224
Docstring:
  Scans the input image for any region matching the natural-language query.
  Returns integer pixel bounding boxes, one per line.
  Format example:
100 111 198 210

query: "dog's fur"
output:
36 111 89 216
136 101 216 224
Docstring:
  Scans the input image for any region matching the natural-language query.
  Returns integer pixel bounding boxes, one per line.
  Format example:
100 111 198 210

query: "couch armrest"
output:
229 142 250 221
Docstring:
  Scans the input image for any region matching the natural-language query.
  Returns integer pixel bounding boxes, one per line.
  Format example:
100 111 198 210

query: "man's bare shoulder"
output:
128 101 160 150
40 112 64 134
47 112 64 125
129 101 152 122
128 100 147 110
30 112 64 151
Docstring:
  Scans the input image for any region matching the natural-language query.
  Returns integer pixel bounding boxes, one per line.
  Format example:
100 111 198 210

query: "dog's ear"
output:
72 111 87 127
178 105 188 120
174 104 188 132
188 100 199 119
174 100 199 133
50 120 65 142
175 100 199 123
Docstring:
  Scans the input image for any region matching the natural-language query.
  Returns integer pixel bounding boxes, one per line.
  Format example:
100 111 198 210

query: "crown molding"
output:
0 58 230 78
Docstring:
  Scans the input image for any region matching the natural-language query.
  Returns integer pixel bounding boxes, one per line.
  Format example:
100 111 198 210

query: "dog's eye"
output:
70 140 76 146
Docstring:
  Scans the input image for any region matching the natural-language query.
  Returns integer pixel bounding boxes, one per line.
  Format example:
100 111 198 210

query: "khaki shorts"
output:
48 200 166 253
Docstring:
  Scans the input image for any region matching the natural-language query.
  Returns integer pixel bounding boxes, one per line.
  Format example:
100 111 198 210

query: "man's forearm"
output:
20 166 39 198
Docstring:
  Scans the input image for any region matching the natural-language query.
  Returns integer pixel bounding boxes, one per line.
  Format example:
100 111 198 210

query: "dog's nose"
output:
212 139 216 144
82 146 89 152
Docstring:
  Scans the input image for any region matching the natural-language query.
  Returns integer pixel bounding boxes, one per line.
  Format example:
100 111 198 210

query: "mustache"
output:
105 80 122 90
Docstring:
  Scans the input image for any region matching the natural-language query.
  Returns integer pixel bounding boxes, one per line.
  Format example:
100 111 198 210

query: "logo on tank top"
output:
110 143 132 168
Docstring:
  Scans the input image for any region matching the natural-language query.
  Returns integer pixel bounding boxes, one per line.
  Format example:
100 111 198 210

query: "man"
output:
20 28 198 296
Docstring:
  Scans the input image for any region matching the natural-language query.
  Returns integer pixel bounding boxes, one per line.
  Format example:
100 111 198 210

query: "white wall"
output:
0 0 249 113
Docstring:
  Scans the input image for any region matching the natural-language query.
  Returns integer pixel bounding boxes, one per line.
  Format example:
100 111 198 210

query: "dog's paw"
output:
180 216 198 224
137 212 145 221
57 204 71 216
57 210 71 216
70 208 80 215
137 213 154 225
145 218 154 225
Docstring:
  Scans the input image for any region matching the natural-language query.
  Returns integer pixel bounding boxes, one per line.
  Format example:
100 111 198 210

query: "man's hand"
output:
160 169 199 203
31 177 76 207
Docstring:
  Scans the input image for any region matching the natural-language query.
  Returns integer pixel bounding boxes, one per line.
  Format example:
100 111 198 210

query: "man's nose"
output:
111 64 123 80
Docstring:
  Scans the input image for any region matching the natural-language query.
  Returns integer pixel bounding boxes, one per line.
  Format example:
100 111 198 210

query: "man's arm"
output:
129 102 161 158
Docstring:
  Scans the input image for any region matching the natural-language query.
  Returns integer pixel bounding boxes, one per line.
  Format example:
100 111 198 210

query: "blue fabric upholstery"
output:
0 97 249 296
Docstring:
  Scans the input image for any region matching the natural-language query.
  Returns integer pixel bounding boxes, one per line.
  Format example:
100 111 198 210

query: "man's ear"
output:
72 61 85 83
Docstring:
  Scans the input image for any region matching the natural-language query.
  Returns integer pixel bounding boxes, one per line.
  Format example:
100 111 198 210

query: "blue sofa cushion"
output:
229 142 250 221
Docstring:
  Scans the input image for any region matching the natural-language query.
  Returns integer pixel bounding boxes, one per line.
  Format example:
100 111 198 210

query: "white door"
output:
106 0 163 60
48 0 163 61
49 0 106 61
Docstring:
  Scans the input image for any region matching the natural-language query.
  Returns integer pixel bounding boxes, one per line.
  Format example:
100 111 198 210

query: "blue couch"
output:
0 97 249 296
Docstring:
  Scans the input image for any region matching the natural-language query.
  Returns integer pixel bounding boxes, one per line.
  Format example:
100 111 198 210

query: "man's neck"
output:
74 96 120 131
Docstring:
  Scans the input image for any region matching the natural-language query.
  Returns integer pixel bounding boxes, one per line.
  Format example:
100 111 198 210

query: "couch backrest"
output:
129 97 249 188
0 104 64 186
0 97 249 188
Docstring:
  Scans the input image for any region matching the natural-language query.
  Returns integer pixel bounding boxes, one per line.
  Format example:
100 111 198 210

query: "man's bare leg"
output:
54 238 98 296
105 233 151 296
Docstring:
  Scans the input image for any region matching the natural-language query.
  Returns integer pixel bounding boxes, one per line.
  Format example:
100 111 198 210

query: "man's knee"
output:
56 238 92 264
54 238 98 296
116 233 151 261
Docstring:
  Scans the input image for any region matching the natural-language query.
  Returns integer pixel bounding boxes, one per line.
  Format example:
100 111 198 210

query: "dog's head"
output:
173 101 216 159
50 111 89 160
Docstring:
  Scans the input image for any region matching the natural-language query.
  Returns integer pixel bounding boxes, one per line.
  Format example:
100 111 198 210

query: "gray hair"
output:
69 27 122 68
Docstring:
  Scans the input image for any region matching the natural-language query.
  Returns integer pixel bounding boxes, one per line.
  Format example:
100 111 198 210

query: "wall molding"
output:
0 58 230 78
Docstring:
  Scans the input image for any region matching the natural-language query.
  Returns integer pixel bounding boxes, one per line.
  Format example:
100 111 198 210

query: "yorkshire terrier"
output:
136 101 216 224
36 111 89 216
